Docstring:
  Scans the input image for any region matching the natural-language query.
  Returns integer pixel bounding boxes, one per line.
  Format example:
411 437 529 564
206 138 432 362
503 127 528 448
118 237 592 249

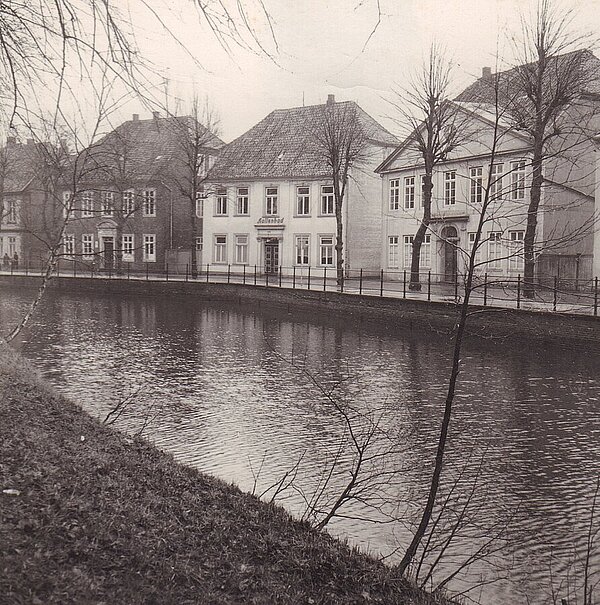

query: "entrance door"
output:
103 237 115 270
264 239 279 274
441 226 458 282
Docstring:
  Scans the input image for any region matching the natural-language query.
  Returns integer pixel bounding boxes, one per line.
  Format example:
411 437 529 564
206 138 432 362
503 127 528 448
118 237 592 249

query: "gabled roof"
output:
84 115 224 183
0 141 47 193
455 49 600 103
208 100 398 181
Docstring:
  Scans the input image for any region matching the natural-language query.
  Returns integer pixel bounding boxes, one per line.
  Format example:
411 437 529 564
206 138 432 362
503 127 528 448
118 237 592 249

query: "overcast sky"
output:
123 0 600 142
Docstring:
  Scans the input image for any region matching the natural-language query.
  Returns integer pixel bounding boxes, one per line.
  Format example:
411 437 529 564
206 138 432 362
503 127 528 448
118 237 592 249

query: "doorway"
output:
264 239 279 274
441 226 458 282
102 236 115 270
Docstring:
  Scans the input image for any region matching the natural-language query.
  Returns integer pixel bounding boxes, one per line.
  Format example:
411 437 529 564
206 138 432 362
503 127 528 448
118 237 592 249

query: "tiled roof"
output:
84 115 224 184
1 142 46 193
455 49 600 103
208 101 398 181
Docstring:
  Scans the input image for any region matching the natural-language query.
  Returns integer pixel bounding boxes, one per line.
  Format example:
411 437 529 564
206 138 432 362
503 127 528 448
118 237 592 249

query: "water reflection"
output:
1 287 599 603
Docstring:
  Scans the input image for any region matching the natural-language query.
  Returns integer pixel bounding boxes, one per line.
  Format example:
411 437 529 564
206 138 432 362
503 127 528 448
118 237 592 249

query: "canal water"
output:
1 288 599 603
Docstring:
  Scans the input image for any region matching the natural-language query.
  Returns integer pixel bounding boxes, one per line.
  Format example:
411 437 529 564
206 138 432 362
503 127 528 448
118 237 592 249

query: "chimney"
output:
132 113 139 122
482 66 492 80
152 111 160 119
326 94 335 106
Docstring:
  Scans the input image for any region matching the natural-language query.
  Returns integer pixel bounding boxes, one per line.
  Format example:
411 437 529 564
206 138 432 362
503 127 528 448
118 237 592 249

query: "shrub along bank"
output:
0 346 447 605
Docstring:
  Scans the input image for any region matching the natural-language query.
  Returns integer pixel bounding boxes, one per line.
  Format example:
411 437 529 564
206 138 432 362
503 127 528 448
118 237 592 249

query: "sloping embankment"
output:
0 346 444 605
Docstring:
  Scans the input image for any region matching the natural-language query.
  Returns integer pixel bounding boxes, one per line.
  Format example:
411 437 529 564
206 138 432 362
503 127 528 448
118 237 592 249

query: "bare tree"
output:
313 100 370 287
388 44 471 291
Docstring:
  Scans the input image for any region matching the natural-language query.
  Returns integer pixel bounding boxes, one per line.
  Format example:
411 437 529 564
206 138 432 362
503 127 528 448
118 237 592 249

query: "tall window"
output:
195 190 204 218
5 200 17 223
390 179 400 211
509 230 524 270
296 186 310 215
488 232 503 269
388 236 399 268
265 187 278 215
489 163 504 201
510 160 526 200
81 191 94 217
8 236 17 257
444 171 456 205
63 234 75 259
63 192 73 219
142 189 156 216
101 191 114 216
122 190 135 216
214 235 227 263
469 166 483 204
321 185 335 215
122 235 134 262
295 235 310 265
403 234 431 267
143 234 156 262
237 187 249 215
215 188 228 215
404 176 415 209
235 234 249 264
82 234 93 258
319 235 334 266
468 232 482 266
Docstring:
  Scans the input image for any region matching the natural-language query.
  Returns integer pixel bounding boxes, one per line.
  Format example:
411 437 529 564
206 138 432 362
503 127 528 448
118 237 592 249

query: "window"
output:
321 185 335 215
296 186 310 216
63 234 75 259
5 199 17 223
8 236 17 257
214 235 227 263
403 234 431 268
122 235 134 262
215 188 227 215
122 190 135 216
143 234 156 262
468 232 482 266
319 235 334 266
237 187 249 215
444 171 456 205
82 234 93 258
195 236 203 252
470 166 483 204
142 189 156 216
489 163 504 201
81 191 94 217
101 191 114 216
388 236 399 268
511 160 526 200
295 235 310 265
235 234 249 264
390 179 400 211
487 232 503 269
509 230 524 271
63 192 73 219
195 190 204 218
404 176 416 209
265 187 278 215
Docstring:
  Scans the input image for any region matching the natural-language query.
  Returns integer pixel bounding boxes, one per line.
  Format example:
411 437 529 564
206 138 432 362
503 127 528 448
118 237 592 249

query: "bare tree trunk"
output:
335 197 344 287
523 142 543 298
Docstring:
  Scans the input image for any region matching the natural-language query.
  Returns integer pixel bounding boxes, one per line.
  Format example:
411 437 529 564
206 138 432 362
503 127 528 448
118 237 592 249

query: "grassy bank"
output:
0 347 443 604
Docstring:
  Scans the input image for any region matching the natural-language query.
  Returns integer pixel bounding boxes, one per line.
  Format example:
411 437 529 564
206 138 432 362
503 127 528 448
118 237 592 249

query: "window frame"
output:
213 234 227 264
296 186 311 216
101 191 115 217
143 234 156 263
508 230 525 271
489 163 504 201
142 188 156 217
122 189 135 217
215 188 228 216
487 231 503 269
295 234 310 265
318 234 335 266
320 185 335 216
404 176 416 210
469 166 483 204
510 160 526 200
82 234 94 259
444 171 456 206
122 234 135 263
389 179 400 211
234 234 249 265
63 234 75 259
236 187 249 216
388 235 399 268
265 186 278 216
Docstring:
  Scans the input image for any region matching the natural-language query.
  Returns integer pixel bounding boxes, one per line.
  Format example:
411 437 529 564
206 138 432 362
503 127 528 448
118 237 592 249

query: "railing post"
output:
307 266 311 290
73 260 76 278
57 260 60 277
107 263 111 279
293 266 296 289
185 263 189 282
340 270 344 293
427 271 431 301
243 264 246 285
517 274 521 309
227 264 231 284
323 266 327 292
166 263 169 282
403 269 406 299
595 277 598 317
380 269 384 297
279 265 282 287
359 268 363 295
254 264 257 286
25 261 28 276
454 272 458 303
128 262 131 280
146 262 149 281
484 273 488 306
553 276 558 312
206 264 210 283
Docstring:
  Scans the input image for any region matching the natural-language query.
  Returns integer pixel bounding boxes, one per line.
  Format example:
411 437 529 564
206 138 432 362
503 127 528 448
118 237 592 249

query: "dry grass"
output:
0 345 448 605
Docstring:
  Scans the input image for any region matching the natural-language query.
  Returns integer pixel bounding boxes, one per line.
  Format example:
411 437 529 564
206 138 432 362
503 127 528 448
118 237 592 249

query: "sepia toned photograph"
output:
1 1 600 603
